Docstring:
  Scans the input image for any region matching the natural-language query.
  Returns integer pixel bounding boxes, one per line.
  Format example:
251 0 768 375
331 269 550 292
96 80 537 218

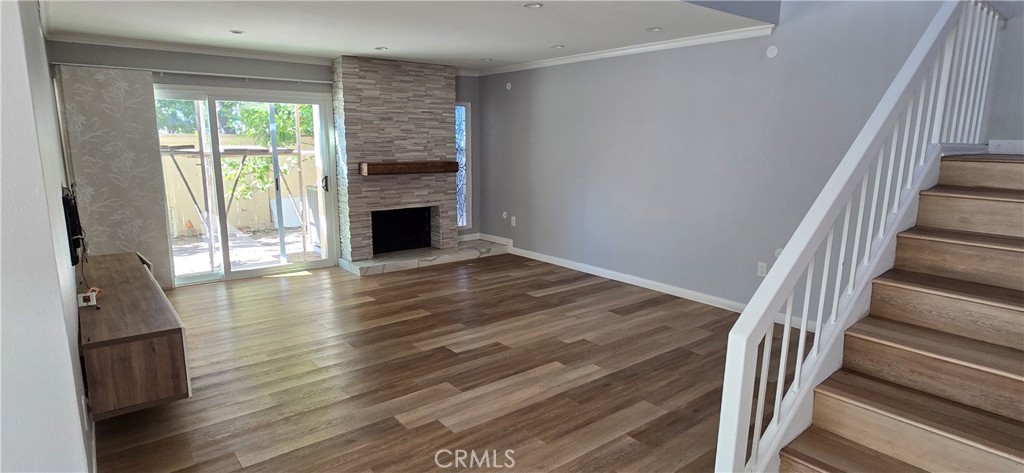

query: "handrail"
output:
714 1 1002 471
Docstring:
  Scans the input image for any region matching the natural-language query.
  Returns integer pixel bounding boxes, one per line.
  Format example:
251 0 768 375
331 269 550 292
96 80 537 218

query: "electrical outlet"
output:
510 216 516 227
502 211 508 219
757 262 768 277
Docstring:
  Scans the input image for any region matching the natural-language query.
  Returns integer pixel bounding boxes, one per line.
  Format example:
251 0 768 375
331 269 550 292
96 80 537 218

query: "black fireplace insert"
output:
371 207 432 255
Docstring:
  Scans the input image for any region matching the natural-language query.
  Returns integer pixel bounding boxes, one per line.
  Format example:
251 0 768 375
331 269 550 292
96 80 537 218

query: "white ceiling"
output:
42 1 768 73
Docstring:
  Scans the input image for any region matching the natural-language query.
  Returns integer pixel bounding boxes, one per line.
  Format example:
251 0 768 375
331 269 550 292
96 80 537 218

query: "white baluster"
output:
921 58 942 165
773 294 795 428
933 30 958 143
894 101 914 206
880 124 900 235
848 175 868 294
909 82 928 186
865 150 884 264
946 4 970 140
830 201 852 324
972 9 997 142
750 326 775 466
957 2 984 142
812 233 833 356
794 260 814 390
964 6 992 141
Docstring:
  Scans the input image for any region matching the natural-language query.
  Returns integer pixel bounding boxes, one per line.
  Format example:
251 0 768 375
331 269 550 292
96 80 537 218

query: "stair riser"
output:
871 283 1024 351
940 160 1024 191
813 391 1022 472
843 335 1024 422
895 237 1024 290
918 195 1024 238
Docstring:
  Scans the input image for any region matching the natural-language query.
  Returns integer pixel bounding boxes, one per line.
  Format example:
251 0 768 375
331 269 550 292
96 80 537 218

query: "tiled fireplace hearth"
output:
333 56 459 263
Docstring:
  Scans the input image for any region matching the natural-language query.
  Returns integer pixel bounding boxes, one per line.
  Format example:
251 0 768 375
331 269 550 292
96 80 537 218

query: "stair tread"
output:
876 269 1024 311
921 184 1024 202
819 370 1024 462
848 316 1024 380
783 426 927 473
899 226 1024 252
943 154 1024 164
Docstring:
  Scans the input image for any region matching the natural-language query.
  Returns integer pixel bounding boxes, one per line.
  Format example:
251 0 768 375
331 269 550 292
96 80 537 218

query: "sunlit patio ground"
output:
172 227 323 277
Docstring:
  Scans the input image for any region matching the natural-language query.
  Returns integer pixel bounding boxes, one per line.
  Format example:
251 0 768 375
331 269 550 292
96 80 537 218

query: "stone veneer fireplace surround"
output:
332 56 459 262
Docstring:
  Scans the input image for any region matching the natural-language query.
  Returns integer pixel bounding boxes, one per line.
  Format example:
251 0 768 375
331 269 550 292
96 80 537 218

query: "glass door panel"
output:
213 100 329 273
156 98 224 282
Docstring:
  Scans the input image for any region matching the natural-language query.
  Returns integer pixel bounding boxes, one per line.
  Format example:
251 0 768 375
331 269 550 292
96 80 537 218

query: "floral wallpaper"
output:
58 66 172 288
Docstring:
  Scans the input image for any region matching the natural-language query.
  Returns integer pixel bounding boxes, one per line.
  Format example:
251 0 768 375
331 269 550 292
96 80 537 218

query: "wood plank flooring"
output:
95 254 739 472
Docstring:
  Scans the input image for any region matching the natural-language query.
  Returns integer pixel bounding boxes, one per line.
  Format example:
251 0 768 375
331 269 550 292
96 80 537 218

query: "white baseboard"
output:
457 233 481 242
478 233 513 248
473 231 745 312
989 140 1024 154
508 246 745 313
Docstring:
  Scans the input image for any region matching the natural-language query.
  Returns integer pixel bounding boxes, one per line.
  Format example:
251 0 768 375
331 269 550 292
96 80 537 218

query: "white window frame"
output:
456 102 473 229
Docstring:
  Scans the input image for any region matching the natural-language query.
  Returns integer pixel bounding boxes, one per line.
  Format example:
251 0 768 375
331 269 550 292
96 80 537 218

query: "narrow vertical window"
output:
455 103 471 228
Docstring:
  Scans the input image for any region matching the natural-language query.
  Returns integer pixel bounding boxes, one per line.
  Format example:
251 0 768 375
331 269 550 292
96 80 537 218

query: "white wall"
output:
476 0 942 306
1 1 93 471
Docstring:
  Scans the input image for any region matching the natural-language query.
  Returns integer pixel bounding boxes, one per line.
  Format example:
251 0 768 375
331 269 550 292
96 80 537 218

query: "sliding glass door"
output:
157 97 224 281
156 88 336 285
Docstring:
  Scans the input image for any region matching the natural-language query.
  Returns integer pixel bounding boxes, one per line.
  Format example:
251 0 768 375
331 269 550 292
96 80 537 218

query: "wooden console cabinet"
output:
79 253 190 419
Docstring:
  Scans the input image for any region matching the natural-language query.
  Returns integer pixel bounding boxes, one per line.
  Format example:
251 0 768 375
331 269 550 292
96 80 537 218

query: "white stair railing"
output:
715 1 1005 471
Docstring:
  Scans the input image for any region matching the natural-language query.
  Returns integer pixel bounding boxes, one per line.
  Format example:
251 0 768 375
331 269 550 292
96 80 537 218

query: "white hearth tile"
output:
339 239 508 277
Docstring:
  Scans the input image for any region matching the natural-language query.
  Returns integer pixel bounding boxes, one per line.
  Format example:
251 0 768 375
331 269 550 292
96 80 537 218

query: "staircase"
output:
780 154 1024 472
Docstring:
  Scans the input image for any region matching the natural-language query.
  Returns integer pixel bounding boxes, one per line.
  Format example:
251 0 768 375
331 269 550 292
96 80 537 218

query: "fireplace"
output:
333 57 458 262
371 207 432 255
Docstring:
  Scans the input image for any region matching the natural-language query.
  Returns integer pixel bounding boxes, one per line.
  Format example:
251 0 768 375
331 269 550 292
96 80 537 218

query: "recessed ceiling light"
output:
228 29 246 35
550 44 565 49
522 3 543 8
481 58 494 62
646 27 663 32
375 46 388 51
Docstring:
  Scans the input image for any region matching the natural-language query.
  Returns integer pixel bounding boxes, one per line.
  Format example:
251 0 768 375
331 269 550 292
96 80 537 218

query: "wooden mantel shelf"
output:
359 161 459 176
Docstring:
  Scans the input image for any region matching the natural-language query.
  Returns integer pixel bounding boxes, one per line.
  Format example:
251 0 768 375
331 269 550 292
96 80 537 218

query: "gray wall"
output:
456 75 483 235
476 0 943 305
1 1 92 470
985 1 1024 140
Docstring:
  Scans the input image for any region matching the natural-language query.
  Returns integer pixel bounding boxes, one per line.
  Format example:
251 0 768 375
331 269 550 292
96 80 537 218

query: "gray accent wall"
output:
476 1 943 305
57 65 174 288
985 1 1024 140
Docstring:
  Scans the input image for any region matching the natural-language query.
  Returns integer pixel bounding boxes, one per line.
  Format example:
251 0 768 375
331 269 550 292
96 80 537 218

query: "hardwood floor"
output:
95 254 740 472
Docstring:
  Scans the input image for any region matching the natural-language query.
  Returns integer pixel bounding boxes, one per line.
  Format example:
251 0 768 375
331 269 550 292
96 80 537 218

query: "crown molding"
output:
44 32 335 66
43 23 774 77
477 24 774 76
